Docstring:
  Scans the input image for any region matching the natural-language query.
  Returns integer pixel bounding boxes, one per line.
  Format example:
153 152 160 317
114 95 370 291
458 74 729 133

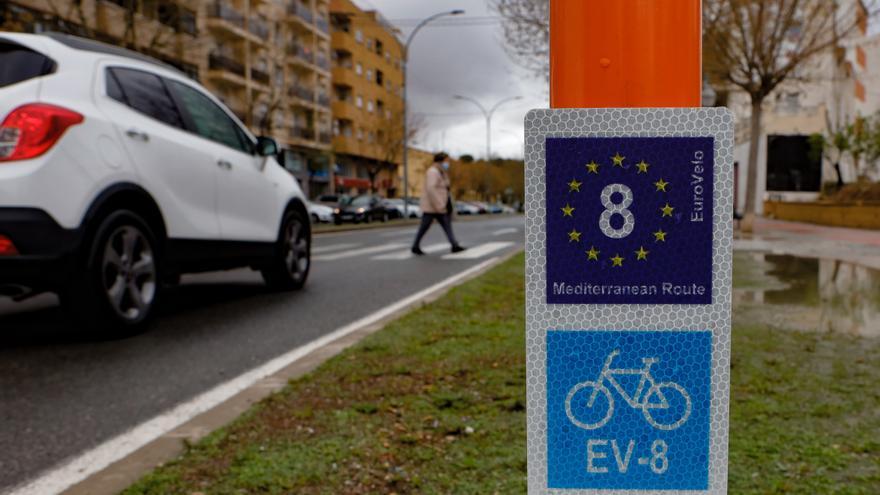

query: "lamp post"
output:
402 9 464 217
453 95 523 160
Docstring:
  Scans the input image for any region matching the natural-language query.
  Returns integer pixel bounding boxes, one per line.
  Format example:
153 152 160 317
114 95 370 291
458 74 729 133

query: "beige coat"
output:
419 164 450 214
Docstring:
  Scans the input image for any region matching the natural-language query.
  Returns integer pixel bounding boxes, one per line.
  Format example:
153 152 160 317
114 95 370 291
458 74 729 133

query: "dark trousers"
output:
412 213 458 248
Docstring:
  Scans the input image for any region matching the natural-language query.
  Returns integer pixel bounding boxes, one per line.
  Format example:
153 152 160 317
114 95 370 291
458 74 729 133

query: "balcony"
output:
332 100 359 120
290 127 316 141
288 2 313 24
289 84 314 102
316 16 329 36
317 93 330 107
250 67 270 85
248 16 270 40
315 54 329 71
287 43 315 66
318 131 332 144
208 53 246 86
207 2 245 30
331 66 358 88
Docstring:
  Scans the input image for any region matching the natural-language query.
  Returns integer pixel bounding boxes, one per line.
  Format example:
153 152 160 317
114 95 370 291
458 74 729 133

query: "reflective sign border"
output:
524 108 734 494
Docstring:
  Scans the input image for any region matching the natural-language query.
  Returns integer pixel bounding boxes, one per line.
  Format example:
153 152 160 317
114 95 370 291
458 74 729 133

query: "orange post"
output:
550 0 702 108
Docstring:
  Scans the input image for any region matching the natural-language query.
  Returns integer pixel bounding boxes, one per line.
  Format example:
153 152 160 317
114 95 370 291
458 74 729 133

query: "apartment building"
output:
725 0 877 214
1 0 334 197
328 0 404 198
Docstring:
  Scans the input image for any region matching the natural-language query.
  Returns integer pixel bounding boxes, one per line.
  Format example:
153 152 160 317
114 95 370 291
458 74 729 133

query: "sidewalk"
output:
735 218 880 270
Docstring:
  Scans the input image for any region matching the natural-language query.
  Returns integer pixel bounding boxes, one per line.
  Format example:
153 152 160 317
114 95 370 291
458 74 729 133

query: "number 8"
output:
599 183 635 239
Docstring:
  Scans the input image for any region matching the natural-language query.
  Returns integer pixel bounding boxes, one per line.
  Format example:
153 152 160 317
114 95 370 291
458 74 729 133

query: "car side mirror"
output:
256 136 278 157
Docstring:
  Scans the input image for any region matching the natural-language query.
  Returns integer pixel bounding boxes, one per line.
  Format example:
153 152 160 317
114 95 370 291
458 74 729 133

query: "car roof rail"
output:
43 32 184 75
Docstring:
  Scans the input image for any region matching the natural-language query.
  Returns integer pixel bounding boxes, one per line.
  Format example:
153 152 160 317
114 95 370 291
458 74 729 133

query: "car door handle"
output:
217 159 233 170
125 128 149 142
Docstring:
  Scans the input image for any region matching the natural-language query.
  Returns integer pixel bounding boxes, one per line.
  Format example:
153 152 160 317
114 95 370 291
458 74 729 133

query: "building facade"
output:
1 0 334 197
726 0 877 215
328 0 404 198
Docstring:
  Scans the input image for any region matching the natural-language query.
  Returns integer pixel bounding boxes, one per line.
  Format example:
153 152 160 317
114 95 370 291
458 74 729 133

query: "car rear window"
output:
0 40 56 88
107 67 184 130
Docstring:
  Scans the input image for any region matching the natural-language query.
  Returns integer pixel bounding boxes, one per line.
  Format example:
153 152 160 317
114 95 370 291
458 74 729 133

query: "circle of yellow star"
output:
568 178 582 192
561 203 575 217
654 178 669 192
660 203 674 217
611 152 625 167
636 160 650 173
586 246 600 261
586 161 600 174
611 254 624 267
653 229 667 242
635 246 650 260
568 228 581 242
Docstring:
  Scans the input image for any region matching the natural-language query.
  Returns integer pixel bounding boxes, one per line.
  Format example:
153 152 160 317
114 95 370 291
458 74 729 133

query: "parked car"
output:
316 194 345 207
384 198 421 219
307 201 333 223
500 204 516 214
456 201 481 215
469 201 490 214
333 195 392 224
486 203 504 214
0 33 311 334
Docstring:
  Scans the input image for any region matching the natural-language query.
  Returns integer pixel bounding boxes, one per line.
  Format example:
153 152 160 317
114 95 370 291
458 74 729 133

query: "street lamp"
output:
402 9 465 217
453 95 523 159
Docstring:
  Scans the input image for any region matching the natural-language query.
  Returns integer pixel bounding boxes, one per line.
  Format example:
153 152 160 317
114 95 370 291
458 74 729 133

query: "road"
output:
0 215 524 493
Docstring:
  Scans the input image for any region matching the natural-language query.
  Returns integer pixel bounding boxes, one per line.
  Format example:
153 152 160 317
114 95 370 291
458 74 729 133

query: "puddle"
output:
734 252 880 338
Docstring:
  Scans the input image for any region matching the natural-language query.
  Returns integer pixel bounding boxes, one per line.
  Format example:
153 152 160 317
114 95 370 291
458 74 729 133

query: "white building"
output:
728 1 877 215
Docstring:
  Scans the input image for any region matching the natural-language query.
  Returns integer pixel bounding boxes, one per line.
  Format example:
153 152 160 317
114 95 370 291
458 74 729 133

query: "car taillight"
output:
0 103 83 162
0 235 18 256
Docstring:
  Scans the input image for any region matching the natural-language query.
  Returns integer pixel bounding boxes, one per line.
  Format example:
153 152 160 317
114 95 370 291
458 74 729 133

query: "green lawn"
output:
125 253 880 494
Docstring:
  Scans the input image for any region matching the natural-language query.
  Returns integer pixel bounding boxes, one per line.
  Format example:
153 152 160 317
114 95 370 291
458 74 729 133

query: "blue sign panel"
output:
545 137 714 305
546 330 712 491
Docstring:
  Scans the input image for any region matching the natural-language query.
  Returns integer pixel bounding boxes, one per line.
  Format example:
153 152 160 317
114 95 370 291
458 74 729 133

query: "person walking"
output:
412 152 466 255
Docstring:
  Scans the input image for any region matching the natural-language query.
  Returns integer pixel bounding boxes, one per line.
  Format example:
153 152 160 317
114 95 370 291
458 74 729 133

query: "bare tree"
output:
704 0 869 229
369 112 424 195
491 0 549 81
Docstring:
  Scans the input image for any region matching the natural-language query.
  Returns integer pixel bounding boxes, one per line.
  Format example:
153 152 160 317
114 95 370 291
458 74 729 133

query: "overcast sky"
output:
352 0 548 159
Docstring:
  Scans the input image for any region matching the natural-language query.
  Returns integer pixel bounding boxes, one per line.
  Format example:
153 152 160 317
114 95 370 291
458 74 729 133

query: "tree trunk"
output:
742 96 764 232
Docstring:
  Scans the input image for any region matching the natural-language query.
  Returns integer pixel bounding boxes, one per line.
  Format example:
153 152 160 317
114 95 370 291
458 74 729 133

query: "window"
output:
367 100 373 112
385 109 391 120
366 68 373 81
385 51 390 61
166 79 251 153
356 128 364 140
355 62 362 75
376 70 383 86
108 68 183 129
354 29 363 42
366 38 373 50
375 40 383 55
355 95 363 108
0 41 56 88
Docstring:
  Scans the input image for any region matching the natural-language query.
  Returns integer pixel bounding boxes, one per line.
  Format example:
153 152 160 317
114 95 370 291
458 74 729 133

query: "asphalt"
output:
0 215 524 493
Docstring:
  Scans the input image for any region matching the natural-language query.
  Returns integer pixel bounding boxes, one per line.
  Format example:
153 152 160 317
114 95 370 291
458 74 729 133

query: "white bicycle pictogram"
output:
565 350 692 431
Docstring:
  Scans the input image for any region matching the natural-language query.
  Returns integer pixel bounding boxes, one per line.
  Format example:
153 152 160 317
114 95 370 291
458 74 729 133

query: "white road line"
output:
7 257 505 495
492 227 518 236
312 243 405 261
372 243 448 260
311 243 360 254
380 229 414 237
442 241 514 260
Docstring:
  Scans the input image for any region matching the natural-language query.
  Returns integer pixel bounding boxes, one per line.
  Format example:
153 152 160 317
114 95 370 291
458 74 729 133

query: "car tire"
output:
334 218 342 225
364 214 372 224
311 213 319 224
382 212 388 223
261 209 310 291
60 210 162 337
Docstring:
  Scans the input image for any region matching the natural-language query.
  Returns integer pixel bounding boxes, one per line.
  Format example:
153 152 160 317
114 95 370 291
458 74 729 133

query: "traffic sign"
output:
525 108 733 494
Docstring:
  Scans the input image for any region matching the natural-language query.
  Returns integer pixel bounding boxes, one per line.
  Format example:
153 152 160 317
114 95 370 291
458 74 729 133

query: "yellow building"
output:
1 0 335 196
328 0 404 197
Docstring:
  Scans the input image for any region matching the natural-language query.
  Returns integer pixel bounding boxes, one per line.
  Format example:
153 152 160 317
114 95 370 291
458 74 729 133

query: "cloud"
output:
352 0 548 158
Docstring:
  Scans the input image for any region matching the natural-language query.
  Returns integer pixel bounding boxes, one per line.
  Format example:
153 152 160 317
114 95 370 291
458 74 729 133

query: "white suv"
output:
0 33 311 333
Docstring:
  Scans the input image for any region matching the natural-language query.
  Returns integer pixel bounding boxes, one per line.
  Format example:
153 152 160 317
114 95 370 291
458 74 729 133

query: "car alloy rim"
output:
284 218 309 280
101 226 156 321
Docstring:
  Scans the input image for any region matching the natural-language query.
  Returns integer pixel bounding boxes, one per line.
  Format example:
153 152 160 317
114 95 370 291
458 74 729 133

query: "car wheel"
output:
311 213 319 224
262 209 310 290
61 210 161 336
382 212 389 222
364 214 372 224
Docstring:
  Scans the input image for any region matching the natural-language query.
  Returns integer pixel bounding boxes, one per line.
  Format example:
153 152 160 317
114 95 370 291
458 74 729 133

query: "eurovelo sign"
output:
524 108 733 494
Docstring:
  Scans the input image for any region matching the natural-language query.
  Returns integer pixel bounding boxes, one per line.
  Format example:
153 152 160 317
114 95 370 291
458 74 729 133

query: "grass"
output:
124 253 880 494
